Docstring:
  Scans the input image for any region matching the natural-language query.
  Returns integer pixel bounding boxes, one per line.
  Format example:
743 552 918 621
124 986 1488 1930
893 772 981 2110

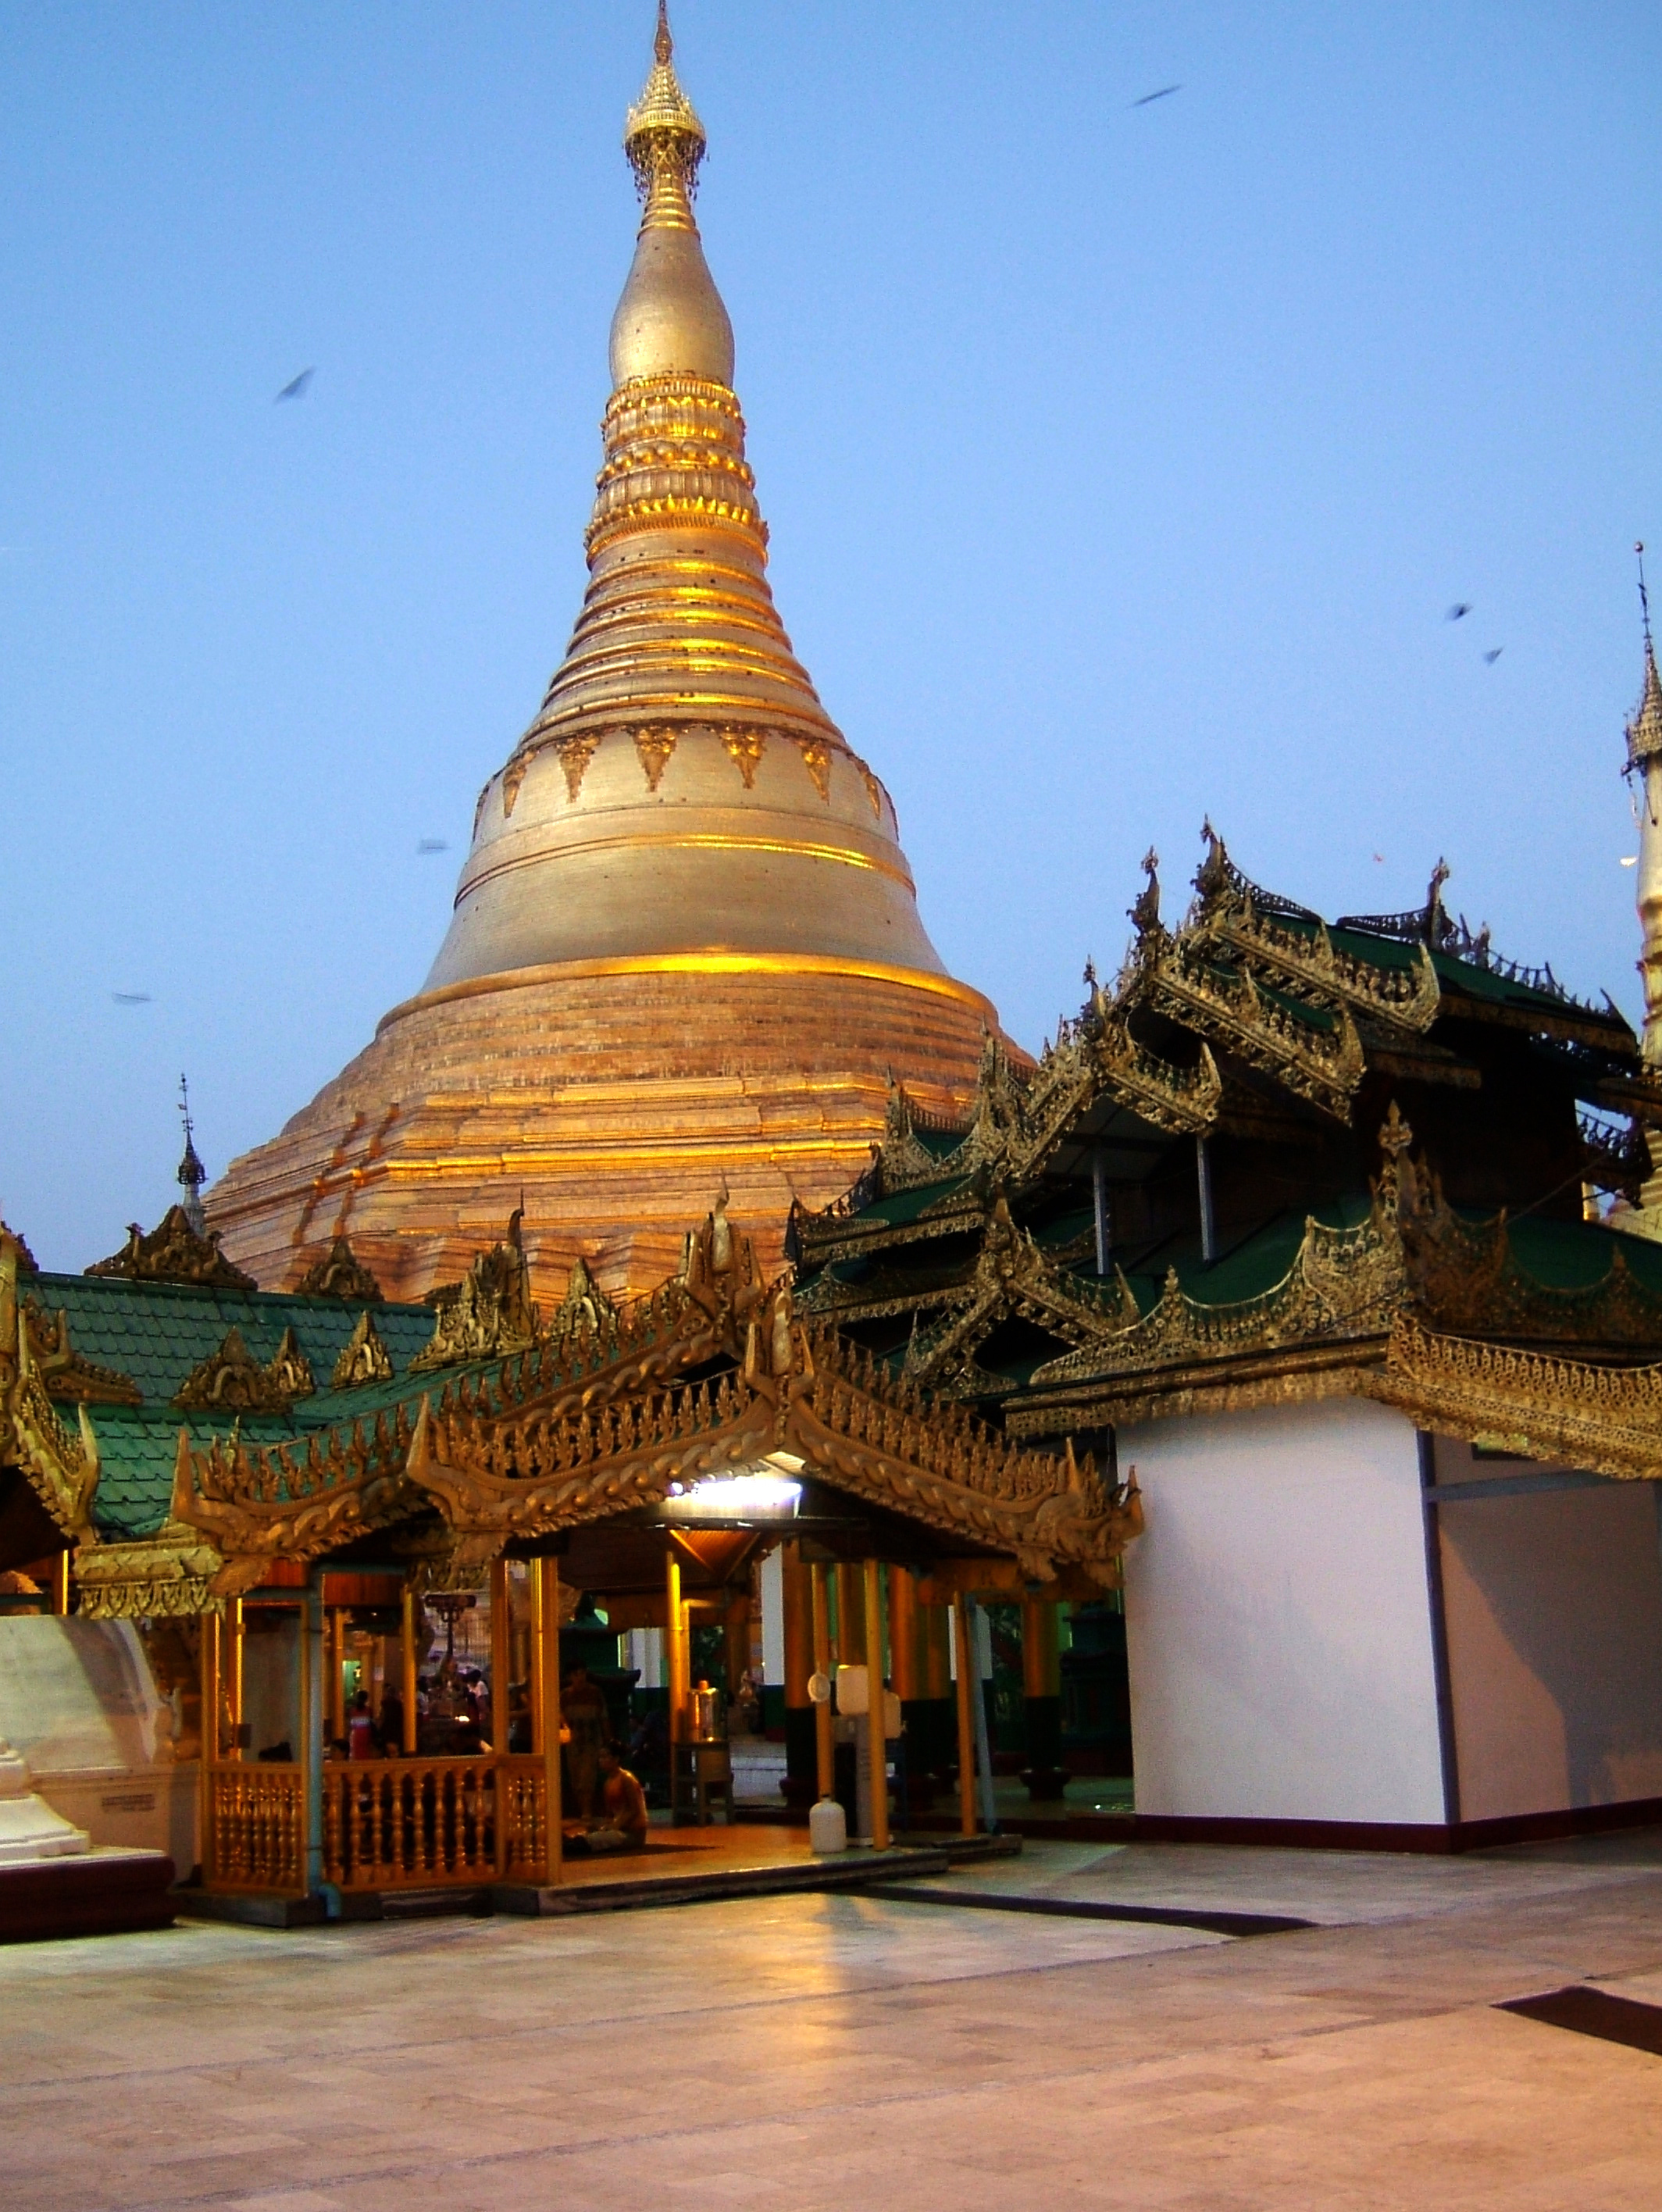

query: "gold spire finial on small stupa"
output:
1628 543 1662 772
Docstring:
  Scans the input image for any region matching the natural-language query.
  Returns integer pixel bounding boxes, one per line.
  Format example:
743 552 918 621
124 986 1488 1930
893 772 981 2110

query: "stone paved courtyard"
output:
8 1832 1662 2210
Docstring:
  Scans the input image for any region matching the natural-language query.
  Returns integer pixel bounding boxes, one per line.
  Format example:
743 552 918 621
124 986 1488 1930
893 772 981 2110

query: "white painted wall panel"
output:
1433 1438 1662 1820
1122 1398 1446 1824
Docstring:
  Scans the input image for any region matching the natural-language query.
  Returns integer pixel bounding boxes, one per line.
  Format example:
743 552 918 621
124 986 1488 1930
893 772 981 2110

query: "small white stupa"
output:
0 1735 91 1864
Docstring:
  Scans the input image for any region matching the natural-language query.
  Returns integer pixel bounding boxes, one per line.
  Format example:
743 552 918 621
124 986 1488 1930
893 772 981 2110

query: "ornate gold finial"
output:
625 2 707 213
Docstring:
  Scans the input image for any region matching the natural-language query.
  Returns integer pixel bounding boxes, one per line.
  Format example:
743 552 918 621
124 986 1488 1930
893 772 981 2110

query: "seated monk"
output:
581 1740 649 1853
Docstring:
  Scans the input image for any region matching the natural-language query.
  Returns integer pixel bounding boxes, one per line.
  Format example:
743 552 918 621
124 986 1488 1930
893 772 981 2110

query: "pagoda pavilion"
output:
789 812 1662 1846
206 8 1004 1308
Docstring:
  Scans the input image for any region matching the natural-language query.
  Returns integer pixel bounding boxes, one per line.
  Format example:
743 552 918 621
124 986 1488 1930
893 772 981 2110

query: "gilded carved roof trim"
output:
1371 1315 1662 1482
172 1207 1143 1596
1140 943 1366 1120
1400 1171 1662 1347
74 1528 223 1621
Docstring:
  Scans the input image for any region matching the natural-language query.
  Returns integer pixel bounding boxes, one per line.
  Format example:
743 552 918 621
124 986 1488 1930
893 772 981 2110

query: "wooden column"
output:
326 1607 345 1749
953 1600 977 1837
809 1558 834 1800
401 1588 419 1754
834 1561 864 1666
490 1559 512 1753
724 1590 751 1708
923 1603 952 1701
531 1557 563 1884
1020 1597 1067 1799
665 1547 687 1818
665 1550 688 1738
889 1568 920 1704
780 1540 816 1807
863 1558 890 1852
228 1596 246 1761
198 1605 221 1883
301 1583 325 1896
49 1550 70 1616
491 1557 511 1877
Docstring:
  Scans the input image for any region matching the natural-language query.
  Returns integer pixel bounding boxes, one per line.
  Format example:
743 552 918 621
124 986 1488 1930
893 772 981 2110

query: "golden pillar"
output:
49 1550 70 1617
228 1597 245 1761
490 1558 512 1754
665 1548 690 1741
400 1587 419 1755
1021 1598 1066 1797
809 1558 834 1800
1022 1600 1061 1700
922 1601 952 1701
863 1558 890 1852
953 1600 977 1838
889 1568 920 1703
780 1540 816 1806
834 1561 864 1665
198 1605 222 1882
530 1556 563 1884
326 1607 345 1747
724 1590 751 1707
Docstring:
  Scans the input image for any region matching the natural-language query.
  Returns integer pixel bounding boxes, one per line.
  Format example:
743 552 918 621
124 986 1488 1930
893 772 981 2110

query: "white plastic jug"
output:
809 1794 847 1855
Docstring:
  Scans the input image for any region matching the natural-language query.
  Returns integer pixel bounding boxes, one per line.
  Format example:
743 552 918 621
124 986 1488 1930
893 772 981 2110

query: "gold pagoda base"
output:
209 958 999 1301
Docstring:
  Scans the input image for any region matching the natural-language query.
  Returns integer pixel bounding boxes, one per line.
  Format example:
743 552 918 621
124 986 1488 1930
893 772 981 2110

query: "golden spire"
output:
625 2 706 216
609 3 732 386
1627 542 1662 770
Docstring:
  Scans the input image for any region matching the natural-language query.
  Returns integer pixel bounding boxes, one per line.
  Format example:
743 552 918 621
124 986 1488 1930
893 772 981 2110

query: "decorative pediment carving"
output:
87 1206 257 1292
330 1311 394 1389
550 1257 615 1340
295 1237 383 1304
173 1326 314 1413
409 1213 540 1373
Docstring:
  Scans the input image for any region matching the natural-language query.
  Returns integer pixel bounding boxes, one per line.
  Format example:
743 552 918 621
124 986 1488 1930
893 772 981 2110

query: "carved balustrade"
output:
208 1764 305 1893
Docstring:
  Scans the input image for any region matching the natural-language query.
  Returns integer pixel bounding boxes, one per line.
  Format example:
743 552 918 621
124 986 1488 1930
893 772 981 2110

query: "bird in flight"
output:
1132 85 1181 106
275 369 315 403
1621 856 1639 868
416 838 450 855
1446 603 1471 622
111 992 152 1005
1372 853 1385 864
1484 648 1503 664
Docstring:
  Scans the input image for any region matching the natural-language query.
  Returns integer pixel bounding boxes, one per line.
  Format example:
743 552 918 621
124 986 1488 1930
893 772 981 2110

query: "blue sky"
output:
3 2 1658 1268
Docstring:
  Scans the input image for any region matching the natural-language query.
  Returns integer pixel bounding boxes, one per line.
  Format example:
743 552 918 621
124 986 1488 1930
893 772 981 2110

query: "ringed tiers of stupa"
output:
209 10 1007 1302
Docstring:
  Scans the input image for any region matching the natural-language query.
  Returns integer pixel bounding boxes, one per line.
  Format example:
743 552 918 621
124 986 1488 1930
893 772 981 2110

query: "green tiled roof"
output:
30 1271 435 1407
18 1272 465 1544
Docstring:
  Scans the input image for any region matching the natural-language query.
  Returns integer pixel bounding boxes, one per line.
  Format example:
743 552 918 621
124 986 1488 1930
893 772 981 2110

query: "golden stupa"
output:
209 8 1003 1300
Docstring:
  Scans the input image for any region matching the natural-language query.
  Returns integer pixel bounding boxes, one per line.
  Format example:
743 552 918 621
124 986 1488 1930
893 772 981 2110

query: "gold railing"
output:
495 1756 551 1883
207 1756 555 1896
208 1764 305 1893
322 1756 551 1891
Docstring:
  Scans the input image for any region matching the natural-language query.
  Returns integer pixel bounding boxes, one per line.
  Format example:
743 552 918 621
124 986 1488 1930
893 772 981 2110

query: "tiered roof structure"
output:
790 830 1662 1475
